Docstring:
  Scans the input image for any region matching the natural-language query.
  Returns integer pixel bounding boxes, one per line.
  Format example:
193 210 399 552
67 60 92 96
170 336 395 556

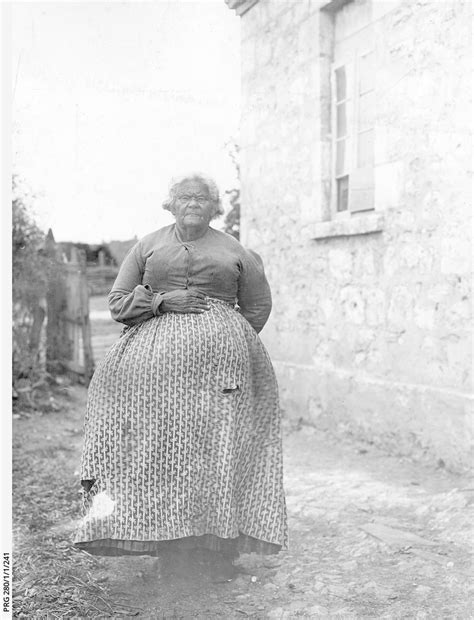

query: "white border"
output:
0 2 13 619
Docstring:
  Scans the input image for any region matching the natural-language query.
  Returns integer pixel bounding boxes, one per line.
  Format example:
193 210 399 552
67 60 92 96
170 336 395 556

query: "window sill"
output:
320 0 354 13
311 212 385 241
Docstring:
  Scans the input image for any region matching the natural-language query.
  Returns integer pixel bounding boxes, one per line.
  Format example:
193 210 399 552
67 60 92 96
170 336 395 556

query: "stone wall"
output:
238 0 472 470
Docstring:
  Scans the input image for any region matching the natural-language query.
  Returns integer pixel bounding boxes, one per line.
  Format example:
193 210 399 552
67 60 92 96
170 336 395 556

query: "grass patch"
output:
13 394 137 618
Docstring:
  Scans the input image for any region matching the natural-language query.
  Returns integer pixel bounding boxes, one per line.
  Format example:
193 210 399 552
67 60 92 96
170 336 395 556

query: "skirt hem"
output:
74 532 282 558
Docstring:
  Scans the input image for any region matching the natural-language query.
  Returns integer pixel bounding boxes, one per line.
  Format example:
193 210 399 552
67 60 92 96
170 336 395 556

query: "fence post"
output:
77 248 95 383
44 230 95 383
28 302 46 354
45 229 69 374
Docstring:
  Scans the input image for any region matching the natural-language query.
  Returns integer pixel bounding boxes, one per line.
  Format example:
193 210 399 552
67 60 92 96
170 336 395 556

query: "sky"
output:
11 1 241 243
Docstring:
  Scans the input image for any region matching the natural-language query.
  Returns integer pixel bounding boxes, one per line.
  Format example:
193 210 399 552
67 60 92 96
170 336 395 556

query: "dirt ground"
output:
13 381 473 619
12 298 473 618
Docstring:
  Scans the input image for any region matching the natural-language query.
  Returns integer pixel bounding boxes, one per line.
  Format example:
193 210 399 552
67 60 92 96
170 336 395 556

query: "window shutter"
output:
350 164 374 212
350 50 374 213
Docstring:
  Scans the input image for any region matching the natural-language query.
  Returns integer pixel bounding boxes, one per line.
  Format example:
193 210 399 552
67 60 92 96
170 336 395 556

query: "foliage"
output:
12 176 49 391
223 189 240 240
222 140 241 240
13 390 123 618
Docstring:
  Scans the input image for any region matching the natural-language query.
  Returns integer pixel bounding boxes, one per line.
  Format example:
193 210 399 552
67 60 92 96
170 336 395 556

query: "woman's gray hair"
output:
162 172 224 219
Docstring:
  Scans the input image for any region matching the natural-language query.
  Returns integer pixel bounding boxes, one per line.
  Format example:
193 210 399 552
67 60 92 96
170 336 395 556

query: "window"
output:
315 0 384 239
330 0 375 216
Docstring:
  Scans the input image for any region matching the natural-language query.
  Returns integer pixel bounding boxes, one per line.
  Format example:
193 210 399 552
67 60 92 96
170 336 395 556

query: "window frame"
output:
330 47 375 218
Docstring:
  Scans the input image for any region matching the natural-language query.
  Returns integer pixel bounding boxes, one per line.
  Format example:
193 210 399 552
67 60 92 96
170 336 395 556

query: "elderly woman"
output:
74 173 287 580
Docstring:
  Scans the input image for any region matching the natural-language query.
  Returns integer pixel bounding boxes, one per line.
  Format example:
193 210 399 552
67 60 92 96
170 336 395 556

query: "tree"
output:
222 140 240 240
12 176 49 387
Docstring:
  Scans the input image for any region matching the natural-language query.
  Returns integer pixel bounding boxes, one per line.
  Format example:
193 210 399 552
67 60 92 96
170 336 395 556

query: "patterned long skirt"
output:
74 299 288 557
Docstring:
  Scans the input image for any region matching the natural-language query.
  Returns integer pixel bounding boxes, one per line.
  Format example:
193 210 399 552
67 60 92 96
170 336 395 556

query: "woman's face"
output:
173 180 214 229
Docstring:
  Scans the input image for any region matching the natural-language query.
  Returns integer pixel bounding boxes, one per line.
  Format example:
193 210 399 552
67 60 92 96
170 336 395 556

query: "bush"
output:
222 140 240 240
223 188 240 240
12 177 49 391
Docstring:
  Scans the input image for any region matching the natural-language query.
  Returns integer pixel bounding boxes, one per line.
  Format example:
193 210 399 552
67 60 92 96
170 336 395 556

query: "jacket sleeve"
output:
108 242 164 326
237 249 272 333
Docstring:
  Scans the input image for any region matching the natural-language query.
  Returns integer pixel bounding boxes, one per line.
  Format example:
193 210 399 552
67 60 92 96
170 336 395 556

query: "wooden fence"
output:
86 264 119 296
45 230 95 384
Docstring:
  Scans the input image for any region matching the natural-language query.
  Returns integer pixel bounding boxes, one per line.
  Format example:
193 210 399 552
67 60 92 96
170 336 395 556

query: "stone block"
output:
328 247 353 281
365 289 386 327
441 235 472 274
257 32 274 67
413 304 436 331
444 299 472 328
354 249 376 279
296 13 316 58
387 286 413 326
340 286 365 325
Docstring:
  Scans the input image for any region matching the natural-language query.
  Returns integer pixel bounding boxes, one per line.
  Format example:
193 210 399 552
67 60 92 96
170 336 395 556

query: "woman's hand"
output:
160 289 210 314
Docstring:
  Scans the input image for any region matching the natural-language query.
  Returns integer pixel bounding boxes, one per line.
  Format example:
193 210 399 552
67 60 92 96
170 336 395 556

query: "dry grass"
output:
12 391 138 618
13 533 124 619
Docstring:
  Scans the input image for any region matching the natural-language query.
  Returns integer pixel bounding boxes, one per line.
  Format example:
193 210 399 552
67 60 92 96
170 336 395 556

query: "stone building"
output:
226 0 472 470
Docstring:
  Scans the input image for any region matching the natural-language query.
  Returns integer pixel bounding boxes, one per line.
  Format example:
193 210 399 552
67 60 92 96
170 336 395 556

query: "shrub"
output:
222 140 240 240
12 177 49 390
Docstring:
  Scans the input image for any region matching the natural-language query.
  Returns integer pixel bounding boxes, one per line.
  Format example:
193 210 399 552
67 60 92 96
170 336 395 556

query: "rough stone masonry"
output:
227 0 473 470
